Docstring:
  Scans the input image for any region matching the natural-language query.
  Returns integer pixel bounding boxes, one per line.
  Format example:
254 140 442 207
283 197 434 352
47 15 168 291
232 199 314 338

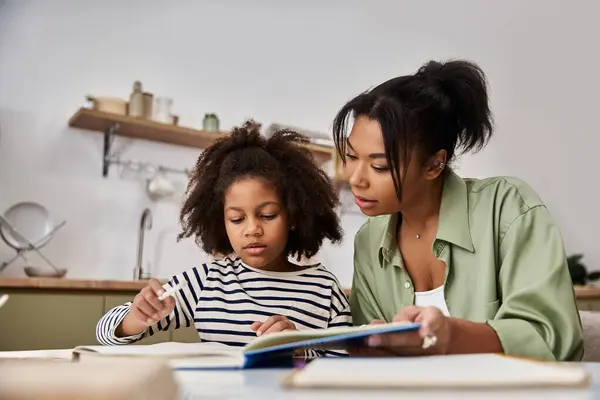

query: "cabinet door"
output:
172 325 200 343
104 294 171 344
586 299 600 311
0 292 104 351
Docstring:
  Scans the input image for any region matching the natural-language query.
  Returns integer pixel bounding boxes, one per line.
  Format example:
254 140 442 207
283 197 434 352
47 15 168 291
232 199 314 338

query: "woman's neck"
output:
400 176 445 231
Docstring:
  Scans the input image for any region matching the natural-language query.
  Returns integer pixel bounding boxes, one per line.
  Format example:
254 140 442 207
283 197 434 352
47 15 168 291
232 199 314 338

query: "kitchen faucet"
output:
134 208 152 280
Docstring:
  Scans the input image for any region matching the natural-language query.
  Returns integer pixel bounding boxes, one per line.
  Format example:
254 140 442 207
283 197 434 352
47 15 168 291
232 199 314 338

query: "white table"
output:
1 349 598 399
177 363 600 400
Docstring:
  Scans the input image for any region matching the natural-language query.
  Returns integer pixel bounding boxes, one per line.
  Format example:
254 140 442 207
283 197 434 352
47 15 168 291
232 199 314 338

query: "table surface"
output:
0 349 598 399
176 363 600 400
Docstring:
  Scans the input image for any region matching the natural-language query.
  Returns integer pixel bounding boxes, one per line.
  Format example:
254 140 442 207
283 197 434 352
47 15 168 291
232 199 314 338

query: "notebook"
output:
282 353 590 389
0 359 179 399
72 321 420 370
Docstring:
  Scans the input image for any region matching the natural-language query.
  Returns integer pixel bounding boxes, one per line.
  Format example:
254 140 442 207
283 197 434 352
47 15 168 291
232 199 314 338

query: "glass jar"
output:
203 113 220 132
153 97 173 124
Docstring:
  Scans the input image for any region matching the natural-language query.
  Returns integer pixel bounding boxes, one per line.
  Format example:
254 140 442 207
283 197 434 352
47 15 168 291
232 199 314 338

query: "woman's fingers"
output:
367 331 423 348
392 305 421 323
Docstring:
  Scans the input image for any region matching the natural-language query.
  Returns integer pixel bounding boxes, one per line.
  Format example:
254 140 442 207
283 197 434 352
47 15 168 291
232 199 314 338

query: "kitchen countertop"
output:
1 278 599 298
0 277 150 292
573 285 600 299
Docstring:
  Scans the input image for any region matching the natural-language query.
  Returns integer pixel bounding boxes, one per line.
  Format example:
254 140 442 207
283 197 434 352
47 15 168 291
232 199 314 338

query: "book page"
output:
287 354 589 388
74 341 240 358
244 321 419 352
0 349 73 360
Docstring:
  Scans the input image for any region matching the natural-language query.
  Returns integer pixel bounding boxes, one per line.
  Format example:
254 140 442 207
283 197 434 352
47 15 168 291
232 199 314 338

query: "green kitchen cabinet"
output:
577 298 600 311
0 290 104 351
172 325 200 343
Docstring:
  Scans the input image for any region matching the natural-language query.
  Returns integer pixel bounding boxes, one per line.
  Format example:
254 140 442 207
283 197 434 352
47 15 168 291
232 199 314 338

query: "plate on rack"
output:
0 201 55 250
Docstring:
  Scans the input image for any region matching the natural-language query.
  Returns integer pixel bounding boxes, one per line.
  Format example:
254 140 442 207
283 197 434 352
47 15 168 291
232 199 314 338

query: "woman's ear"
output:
424 150 447 180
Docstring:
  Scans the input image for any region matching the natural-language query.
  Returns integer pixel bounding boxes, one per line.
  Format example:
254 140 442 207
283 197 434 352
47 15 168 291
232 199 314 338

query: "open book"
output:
282 354 590 389
73 321 420 370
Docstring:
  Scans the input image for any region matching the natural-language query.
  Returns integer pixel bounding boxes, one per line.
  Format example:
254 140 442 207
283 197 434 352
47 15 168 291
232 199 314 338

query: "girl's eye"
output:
372 166 390 172
345 153 358 161
262 214 277 220
230 218 244 224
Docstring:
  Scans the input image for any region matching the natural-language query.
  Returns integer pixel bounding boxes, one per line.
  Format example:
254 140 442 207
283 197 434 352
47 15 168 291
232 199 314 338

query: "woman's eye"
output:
372 166 390 172
229 218 244 224
345 153 358 161
262 214 277 220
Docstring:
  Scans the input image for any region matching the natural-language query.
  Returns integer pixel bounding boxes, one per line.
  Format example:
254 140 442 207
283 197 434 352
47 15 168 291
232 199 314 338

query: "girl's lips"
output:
244 245 267 255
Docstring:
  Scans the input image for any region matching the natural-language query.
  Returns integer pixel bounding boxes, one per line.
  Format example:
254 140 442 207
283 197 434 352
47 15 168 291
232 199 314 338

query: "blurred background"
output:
0 0 597 289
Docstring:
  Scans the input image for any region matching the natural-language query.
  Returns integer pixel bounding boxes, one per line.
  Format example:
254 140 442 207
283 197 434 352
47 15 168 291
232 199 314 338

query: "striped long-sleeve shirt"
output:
96 256 352 357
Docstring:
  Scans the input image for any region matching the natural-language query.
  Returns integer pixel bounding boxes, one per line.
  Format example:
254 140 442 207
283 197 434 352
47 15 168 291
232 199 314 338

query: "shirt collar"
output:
378 169 474 266
436 169 474 252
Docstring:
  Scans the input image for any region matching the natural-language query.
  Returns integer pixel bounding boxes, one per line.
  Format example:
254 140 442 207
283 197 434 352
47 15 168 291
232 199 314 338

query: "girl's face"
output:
223 177 290 271
345 116 437 216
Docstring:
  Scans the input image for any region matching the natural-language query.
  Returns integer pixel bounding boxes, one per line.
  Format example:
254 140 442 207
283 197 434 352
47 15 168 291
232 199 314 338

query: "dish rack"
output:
0 202 67 276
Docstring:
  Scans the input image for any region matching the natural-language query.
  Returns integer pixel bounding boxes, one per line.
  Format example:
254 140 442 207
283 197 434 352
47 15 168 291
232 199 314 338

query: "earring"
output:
438 162 446 170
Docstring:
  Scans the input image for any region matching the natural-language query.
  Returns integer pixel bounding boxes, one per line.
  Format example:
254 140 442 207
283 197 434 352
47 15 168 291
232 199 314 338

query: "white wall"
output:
0 0 598 286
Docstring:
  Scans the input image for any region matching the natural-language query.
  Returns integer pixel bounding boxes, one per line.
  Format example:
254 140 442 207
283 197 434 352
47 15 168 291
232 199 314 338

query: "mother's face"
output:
344 116 432 216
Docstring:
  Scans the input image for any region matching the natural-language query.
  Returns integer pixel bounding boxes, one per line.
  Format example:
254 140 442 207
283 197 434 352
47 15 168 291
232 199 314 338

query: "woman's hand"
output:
348 306 451 356
117 278 176 337
251 315 297 336
367 306 451 356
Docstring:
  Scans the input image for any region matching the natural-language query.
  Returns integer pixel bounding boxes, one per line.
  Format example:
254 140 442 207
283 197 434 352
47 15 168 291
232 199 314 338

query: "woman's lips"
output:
354 195 378 209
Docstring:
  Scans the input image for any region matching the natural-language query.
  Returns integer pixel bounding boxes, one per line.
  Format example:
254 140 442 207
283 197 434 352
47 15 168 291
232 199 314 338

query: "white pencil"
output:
157 281 187 301
0 294 8 309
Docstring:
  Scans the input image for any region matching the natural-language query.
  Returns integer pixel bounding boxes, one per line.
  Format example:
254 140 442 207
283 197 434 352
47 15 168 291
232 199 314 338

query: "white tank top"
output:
414 286 451 317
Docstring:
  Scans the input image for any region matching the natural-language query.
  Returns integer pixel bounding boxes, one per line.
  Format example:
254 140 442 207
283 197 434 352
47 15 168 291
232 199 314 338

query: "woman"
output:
333 59 583 361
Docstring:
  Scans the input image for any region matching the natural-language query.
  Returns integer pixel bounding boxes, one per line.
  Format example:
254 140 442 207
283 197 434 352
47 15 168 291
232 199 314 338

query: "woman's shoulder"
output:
466 175 544 206
463 174 546 216
354 214 392 247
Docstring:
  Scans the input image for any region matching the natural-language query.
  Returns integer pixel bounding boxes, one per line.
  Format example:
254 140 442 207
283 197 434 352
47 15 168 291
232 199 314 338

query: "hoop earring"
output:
438 162 446 170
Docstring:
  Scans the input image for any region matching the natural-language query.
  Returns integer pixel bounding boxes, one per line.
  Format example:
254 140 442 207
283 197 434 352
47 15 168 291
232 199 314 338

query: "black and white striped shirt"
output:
96 257 352 356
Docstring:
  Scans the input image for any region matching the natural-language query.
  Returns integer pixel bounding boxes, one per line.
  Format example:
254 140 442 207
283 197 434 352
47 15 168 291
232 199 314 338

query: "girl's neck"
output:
244 254 305 273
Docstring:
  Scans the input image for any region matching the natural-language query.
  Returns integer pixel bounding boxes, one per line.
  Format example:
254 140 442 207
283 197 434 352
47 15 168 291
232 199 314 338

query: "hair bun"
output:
416 60 445 82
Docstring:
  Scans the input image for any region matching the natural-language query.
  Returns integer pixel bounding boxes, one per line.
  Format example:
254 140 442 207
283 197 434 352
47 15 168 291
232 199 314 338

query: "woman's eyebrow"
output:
346 138 386 159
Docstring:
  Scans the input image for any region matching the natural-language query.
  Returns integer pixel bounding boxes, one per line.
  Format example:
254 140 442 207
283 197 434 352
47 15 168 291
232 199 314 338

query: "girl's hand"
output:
117 279 176 337
366 306 451 356
251 315 297 336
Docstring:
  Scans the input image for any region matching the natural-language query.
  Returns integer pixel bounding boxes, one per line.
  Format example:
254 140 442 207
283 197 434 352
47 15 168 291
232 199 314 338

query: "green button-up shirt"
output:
350 169 583 361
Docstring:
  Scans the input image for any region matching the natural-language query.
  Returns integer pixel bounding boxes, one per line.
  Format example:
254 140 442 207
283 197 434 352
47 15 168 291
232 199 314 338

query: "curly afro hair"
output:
178 120 343 261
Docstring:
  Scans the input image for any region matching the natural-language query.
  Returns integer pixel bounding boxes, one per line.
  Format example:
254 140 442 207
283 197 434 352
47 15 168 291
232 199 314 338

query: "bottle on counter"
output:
128 81 144 118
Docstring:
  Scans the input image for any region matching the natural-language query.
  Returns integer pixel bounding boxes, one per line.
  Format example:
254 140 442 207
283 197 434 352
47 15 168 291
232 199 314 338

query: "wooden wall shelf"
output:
68 108 337 175
68 108 227 150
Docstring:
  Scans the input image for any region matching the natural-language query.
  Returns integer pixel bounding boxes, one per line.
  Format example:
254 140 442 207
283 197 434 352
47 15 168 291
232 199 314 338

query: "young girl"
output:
96 121 351 356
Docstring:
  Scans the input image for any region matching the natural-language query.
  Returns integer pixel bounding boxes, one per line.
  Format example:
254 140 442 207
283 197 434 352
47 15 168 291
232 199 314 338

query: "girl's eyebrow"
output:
224 202 280 212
